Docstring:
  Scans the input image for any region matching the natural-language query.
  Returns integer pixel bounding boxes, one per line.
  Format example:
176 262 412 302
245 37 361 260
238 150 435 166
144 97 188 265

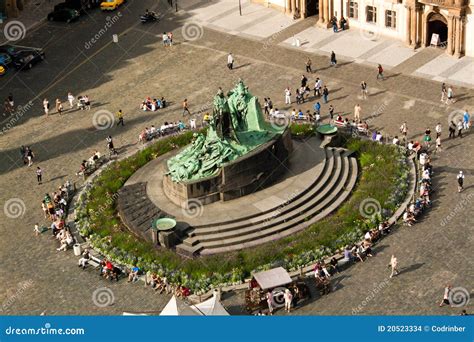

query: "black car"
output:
54 0 100 14
0 45 45 70
47 8 80 22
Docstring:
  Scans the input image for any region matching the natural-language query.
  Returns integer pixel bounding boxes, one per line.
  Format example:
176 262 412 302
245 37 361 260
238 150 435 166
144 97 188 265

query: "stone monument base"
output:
163 128 293 209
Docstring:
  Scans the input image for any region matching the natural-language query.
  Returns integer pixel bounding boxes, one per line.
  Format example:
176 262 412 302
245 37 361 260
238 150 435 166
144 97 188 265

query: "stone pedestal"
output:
163 128 293 208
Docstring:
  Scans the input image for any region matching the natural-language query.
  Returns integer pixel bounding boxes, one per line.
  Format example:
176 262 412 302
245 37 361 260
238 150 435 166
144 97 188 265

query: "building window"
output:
366 6 377 23
349 2 358 19
385 10 396 29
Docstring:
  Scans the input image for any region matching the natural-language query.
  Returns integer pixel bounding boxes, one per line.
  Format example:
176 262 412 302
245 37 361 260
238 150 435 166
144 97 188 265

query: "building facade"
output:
253 0 473 57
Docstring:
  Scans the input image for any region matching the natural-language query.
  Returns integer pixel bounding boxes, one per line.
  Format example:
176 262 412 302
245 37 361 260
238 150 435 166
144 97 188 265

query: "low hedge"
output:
76 133 410 294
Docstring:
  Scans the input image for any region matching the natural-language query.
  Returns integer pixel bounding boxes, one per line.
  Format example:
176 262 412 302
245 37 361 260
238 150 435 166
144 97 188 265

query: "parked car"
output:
100 0 125 11
47 8 80 22
0 45 45 70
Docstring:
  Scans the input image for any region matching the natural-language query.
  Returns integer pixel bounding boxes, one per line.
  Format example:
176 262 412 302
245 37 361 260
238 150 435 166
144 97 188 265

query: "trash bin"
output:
112 34 118 43
73 244 82 256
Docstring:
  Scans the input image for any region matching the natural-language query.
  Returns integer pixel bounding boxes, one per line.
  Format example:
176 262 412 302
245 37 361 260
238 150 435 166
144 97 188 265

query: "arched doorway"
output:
306 0 319 17
427 13 448 47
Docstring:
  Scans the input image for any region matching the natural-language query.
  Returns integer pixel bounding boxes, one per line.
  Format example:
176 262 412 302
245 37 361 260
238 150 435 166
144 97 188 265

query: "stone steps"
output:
176 147 359 256
200 158 359 256
184 149 344 246
191 147 335 231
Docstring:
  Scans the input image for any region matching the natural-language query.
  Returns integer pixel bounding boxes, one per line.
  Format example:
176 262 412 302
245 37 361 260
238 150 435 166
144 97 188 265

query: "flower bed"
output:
290 123 315 139
75 134 410 294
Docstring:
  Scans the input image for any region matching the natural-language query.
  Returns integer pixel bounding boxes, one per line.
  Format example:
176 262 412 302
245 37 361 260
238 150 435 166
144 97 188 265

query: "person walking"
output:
227 53 234 70
457 119 463 138
330 51 337 66
67 92 74 109
36 166 43 185
313 101 321 116
55 98 63 115
322 86 329 103
332 17 338 32
360 81 368 100
43 98 49 116
435 122 442 138
284 87 291 105
314 77 322 97
354 104 361 121
457 171 464 192
440 83 447 102
182 99 191 116
439 285 452 307
305 57 313 73
446 86 454 104
263 98 269 116
377 64 384 80
167 32 173 46
116 109 124 126
328 104 334 121
300 74 308 88
389 255 399 278
448 121 456 139
435 136 442 153
106 136 117 156
284 289 293 313
463 110 470 130
266 291 273 315
400 121 408 142
162 32 169 46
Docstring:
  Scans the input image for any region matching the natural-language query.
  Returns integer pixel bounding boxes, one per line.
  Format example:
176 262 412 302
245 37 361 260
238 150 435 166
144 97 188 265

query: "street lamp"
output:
239 0 242 16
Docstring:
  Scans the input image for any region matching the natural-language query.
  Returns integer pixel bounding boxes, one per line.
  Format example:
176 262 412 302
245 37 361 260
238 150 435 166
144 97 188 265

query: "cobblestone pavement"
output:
0 0 473 315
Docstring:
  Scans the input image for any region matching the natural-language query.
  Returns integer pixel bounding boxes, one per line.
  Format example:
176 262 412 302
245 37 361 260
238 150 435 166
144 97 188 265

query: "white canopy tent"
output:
191 295 230 316
159 295 202 316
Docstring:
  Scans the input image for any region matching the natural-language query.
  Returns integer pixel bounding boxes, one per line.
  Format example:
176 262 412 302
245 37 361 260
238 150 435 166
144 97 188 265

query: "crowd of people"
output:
37 182 75 253
140 96 167 111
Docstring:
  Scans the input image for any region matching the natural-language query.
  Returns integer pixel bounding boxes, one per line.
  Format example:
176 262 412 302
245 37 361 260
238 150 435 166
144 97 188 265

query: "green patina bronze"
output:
167 80 285 182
